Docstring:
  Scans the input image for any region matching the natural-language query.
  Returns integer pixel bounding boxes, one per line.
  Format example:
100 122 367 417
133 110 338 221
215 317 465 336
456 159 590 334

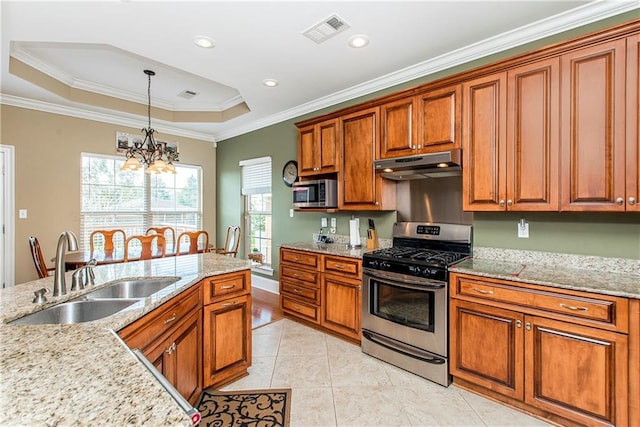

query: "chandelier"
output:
120 70 178 174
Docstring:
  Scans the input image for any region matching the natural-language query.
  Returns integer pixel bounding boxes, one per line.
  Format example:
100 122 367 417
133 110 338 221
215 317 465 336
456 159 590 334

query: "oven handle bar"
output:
363 268 446 289
362 330 446 365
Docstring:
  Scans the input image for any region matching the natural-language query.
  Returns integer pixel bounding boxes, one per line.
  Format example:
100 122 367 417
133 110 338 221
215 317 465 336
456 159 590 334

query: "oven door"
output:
361 269 448 357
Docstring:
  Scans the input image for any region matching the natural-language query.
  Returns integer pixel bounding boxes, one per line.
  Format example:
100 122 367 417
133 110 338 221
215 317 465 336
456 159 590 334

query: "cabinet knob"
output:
507 199 513 207
166 342 176 355
525 322 531 331
629 197 636 205
616 197 624 205
516 320 522 328
499 200 505 207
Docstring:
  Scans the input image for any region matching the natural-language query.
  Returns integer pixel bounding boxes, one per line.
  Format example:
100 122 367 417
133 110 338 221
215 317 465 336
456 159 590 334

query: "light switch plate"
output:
517 221 529 238
289 209 294 218
321 217 328 227
330 218 337 234
19 209 28 219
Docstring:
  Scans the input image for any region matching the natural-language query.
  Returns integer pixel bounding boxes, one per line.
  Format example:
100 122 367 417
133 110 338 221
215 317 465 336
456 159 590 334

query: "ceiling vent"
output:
303 14 351 44
177 90 198 100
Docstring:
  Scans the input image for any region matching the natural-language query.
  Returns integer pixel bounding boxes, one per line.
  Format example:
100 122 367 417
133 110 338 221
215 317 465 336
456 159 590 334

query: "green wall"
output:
217 11 640 276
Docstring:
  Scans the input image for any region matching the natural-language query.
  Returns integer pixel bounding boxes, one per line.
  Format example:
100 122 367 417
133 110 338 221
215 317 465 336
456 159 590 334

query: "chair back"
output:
146 227 176 252
124 234 166 261
90 229 126 254
29 236 52 279
176 231 210 255
215 226 241 257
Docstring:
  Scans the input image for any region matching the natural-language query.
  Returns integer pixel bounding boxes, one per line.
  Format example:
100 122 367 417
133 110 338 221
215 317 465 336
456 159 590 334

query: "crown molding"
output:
214 0 639 141
0 94 217 143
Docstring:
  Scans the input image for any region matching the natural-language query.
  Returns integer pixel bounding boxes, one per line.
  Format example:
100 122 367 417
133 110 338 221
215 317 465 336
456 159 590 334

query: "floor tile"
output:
329 350 391 387
459 388 551 426
271 355 331 388
290 387 337 427
252 333 281 357
278 330 328 356
332 385 412 427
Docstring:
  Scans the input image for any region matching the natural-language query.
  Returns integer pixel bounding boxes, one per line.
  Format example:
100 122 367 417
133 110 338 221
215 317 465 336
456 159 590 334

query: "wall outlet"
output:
330 218 337 234
19 209 28 219
289 208 294 218
517 220 529 238
321 217 328 227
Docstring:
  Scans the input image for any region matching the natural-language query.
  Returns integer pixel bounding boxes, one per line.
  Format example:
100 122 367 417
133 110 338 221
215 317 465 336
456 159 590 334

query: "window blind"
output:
240 156 272 195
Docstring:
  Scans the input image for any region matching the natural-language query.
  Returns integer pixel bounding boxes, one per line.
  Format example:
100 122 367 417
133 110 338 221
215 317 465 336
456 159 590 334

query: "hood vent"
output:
303 14 351 44
374 149 462 180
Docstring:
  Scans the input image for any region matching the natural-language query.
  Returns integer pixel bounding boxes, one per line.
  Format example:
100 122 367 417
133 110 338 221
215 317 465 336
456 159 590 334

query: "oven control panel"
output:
416 225 440 235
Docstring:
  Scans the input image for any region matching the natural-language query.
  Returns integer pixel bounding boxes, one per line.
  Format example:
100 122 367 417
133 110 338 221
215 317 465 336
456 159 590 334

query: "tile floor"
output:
221 318 551 427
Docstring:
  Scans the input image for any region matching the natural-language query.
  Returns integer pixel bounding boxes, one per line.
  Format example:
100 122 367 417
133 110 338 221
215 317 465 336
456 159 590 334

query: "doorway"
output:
0 145 15 288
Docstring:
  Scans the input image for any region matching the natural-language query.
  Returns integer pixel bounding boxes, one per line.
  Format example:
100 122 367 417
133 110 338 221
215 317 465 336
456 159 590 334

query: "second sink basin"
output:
82 277 179 300
9 299 139 325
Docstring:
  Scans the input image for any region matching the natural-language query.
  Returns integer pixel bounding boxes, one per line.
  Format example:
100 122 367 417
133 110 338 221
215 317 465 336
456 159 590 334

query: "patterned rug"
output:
197 388 292 427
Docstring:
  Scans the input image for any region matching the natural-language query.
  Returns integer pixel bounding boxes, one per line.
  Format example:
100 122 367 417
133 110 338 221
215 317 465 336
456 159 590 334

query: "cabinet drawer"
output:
281 249 319 269
281 296 319 324
281 265 319 284
454 275 627 330
281 280 319 304
203 270 250 305
323 256 361 279
119 284 201 350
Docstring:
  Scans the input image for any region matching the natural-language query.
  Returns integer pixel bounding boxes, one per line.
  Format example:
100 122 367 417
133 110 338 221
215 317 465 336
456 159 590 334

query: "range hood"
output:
374 149 462 180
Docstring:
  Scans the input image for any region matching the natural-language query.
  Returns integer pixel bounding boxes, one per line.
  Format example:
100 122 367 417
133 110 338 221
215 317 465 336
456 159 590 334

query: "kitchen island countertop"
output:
0 253 252 426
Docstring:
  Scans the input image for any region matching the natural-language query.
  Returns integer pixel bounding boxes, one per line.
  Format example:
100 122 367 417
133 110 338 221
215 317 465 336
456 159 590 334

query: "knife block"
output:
366 229 379 250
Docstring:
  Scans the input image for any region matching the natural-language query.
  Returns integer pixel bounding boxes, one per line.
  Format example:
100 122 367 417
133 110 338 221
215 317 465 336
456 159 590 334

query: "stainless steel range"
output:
361 221 472 386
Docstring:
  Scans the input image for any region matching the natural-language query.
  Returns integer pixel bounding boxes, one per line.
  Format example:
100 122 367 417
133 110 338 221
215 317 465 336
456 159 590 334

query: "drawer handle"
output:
163 313 177 324
292 257 300 261
334 264 345 269
293 288 302 293
559 303 588 312
472 287 494 295
223 301 237 307
165 342 176 354
292 273 301 278
221 284 236 290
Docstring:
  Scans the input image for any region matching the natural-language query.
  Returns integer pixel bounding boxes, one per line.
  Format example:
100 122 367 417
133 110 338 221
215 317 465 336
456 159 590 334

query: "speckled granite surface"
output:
0 253 252 426
452 247 640 299
281 236 392 259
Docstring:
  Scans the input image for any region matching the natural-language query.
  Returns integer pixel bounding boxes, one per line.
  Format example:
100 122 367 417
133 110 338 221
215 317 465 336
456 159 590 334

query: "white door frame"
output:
0 145 15 288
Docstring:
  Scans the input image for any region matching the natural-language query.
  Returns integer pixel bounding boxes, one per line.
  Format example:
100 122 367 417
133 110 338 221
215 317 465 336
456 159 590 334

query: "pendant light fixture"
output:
120 69 177 174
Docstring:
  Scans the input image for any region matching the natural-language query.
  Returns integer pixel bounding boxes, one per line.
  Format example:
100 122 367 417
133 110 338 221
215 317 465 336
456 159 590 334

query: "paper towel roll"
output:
349 218 361 247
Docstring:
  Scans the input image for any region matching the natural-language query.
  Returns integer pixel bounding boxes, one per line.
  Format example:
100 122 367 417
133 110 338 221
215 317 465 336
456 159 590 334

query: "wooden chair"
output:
146 226 176 252
211 226 241 257
176 231 210 255
29 236 55 279
124 235 166 261
90 229 126 255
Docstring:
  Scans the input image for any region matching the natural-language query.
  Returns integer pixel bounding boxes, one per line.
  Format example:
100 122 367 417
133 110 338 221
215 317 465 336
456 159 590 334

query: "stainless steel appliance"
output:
292 179 337 208
361 221 472 386
374 149 462 180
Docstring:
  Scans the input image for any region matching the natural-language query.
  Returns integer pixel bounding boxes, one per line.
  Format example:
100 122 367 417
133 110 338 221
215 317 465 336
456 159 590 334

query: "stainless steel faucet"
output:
71 259 96 291
52 231 78 297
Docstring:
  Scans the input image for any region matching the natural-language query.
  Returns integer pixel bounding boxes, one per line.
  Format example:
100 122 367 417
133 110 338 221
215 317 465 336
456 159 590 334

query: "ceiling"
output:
1 1 638 143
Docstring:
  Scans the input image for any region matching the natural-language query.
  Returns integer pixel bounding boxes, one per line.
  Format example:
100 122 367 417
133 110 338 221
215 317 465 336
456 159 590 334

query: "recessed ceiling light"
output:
348 34 369 48
262 79 279 87
193 36 215 48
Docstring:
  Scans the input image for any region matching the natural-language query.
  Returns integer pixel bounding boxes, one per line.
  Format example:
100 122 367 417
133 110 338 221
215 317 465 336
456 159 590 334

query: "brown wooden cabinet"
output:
627 34 640 212
560 39 627 211
379 97 417 159
280 248 362 342
298 119 339 177
118 284 203 405
340 107 396 210
201 270 252 389
450 272 631 427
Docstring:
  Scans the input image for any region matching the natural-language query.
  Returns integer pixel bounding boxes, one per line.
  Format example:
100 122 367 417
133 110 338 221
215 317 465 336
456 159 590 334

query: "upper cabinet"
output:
378 84 462 159
340 107 396 210
298 118 339 177
560 39 628 211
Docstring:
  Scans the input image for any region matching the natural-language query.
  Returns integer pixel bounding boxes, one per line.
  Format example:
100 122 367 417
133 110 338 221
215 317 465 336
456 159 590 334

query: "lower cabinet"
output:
321 273 361 341
202 293 252 388
144 310 203 405
450 272 631 427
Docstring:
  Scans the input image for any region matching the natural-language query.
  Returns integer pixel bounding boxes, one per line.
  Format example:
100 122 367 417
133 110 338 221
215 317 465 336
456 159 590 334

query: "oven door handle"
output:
362 330 446 365
363 269 446 289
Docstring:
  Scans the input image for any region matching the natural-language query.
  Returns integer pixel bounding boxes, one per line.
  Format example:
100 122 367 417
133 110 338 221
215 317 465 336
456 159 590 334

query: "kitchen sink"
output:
80 277 179 300
9 299 139 325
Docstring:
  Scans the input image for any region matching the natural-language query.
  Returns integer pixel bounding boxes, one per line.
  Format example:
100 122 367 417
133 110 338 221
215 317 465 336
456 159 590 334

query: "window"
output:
80 153 202 251
240 157 272 270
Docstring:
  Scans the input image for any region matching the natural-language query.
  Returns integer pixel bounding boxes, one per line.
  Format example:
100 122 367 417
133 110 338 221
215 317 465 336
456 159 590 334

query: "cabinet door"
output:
525 315 628 426
203 294 252 388
340 107 380 208
379 97 417 159
462 73 507 211
418 84 462 153
560 39 626 211
628 34 640 212
298 124 318 176
318 119 339 174
450 299 524 400
507 58 560 211
321 274 361 341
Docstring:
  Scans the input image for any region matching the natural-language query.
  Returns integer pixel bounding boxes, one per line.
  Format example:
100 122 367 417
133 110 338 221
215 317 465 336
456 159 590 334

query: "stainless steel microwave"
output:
292 179 338 208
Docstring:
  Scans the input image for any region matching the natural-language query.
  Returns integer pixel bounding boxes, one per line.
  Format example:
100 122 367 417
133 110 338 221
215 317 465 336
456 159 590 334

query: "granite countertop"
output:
0 253 252 426
280 236 392 259
451 247 640 299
